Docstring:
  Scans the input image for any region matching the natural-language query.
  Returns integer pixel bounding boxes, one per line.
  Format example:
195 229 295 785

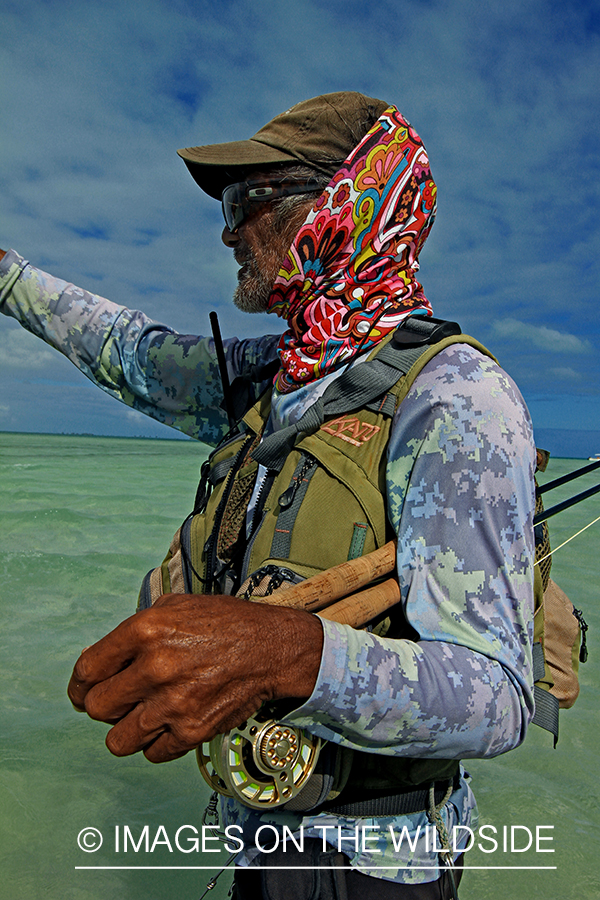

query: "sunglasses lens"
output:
221 179 320 231
222 183 246 232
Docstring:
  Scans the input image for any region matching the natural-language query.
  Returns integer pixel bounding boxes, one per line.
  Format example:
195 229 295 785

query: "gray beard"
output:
232 250 275 314
232 272 272 314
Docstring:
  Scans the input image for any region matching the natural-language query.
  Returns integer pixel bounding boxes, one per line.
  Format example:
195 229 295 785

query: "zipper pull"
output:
573 607 588 663
278 457 312 509
278 484 296 509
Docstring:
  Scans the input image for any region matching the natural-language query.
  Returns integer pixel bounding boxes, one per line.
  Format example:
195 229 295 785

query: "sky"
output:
1 0 599 456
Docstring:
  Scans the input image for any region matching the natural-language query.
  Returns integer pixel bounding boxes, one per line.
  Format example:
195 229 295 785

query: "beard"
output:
232 245 276 314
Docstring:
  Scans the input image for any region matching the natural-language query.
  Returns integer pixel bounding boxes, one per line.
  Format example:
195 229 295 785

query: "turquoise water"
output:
1 433 598 899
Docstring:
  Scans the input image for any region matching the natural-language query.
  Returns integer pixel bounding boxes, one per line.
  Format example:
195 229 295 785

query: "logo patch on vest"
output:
321 416 381 447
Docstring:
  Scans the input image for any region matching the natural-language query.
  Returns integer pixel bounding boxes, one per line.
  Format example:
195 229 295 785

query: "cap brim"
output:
177 139 299 199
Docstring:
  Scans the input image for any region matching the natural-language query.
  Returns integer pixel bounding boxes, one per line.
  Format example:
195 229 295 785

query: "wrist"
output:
262 606 324 701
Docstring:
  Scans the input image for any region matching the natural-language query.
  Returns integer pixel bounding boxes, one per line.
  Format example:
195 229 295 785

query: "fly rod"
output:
534 481 600 525
537 457 600 495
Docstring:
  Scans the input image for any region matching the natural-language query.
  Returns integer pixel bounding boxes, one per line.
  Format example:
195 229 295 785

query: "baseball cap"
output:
177 91 390 199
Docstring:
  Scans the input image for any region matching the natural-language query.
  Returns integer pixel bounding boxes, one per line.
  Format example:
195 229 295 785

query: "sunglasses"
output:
221 177 322 232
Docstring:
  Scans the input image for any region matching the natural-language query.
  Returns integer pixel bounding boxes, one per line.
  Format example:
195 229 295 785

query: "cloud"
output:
492 318 594 354
0 327 60 370
548 367 583 381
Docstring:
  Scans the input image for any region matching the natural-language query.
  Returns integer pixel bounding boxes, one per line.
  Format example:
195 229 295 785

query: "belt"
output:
323 773 461 817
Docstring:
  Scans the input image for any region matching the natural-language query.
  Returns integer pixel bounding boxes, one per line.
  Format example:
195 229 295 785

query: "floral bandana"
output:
267 106 436 393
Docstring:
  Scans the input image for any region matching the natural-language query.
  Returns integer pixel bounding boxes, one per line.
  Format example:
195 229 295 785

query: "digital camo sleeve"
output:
0 250 280 443
286 344 536 760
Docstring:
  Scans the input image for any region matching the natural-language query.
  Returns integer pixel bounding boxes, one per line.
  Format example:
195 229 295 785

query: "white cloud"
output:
0 327 59 370
492 318 594 354
549 367 583 381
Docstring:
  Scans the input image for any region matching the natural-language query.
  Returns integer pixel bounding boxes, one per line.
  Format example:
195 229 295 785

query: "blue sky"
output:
1 0 599 455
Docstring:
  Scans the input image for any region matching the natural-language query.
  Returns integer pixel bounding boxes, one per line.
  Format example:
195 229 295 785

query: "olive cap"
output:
177 91 390 199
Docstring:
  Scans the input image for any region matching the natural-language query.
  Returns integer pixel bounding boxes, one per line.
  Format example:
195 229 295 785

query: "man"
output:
0 92 536 898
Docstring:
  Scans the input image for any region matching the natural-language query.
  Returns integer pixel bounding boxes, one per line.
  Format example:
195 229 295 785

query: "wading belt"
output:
323 772 462 817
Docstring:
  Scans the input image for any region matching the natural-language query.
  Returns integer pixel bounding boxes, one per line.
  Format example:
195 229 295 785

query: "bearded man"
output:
0 92 536 899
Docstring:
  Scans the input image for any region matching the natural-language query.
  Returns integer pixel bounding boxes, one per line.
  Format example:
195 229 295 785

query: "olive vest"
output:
139 319 497 802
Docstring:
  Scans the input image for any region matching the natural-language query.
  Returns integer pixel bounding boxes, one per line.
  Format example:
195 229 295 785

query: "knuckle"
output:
136 701 159 733
131 608 165 643
73 653 94 682
148 651 176 683
170 711 209 749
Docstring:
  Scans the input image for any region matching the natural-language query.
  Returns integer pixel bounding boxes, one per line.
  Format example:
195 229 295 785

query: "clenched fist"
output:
68 593 323 763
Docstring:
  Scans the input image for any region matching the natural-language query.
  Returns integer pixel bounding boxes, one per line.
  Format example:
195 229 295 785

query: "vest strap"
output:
270 455 319 559
252 331 445 471
532 640 546 681
532 684 559 747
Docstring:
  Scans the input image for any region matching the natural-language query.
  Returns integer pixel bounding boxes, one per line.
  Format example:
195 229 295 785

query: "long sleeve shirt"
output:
0 249 536 881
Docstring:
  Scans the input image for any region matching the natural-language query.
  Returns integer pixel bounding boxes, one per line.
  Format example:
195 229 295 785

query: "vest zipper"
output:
238 468 278 585
248 470 269 531
203 434 255 594
239 454 320 583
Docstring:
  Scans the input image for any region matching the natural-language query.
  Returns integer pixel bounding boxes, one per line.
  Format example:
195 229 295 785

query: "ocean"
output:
1 432 598 899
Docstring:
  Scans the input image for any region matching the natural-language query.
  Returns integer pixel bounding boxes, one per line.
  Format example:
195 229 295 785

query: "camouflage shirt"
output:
0 249 536 882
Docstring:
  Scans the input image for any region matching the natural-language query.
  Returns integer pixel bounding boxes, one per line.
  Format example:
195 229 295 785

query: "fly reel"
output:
196 711 322 810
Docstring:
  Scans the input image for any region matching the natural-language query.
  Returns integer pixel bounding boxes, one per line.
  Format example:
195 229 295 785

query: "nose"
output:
221 225 240 247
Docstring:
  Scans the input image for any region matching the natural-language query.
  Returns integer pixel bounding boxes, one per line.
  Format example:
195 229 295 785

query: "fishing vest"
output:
138 316 549 810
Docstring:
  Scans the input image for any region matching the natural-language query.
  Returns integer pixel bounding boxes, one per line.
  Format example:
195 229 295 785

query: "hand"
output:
67 593 324 763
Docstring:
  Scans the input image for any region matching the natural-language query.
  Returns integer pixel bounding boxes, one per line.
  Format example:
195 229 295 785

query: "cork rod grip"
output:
257 540 398 614
256 541 400 628
318 577 401 627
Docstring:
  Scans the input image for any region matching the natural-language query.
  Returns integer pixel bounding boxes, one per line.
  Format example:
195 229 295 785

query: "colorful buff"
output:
267 106 437 392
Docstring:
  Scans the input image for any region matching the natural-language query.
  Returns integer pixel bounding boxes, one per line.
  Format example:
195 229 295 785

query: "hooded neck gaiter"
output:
267 106 437 393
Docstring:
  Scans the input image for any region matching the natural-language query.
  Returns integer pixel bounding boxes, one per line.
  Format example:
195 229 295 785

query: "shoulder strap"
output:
252 316 494 472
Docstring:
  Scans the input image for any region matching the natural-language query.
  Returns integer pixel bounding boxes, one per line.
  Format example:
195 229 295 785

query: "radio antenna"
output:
209 311 237 433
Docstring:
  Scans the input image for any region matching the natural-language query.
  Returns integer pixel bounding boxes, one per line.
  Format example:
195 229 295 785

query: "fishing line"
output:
536 513 600 567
